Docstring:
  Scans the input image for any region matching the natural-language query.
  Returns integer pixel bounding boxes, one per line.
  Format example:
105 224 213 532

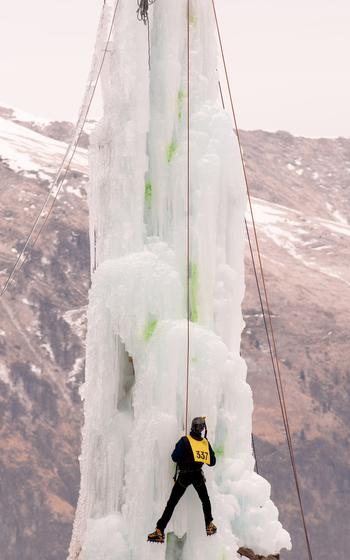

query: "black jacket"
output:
171 431 216 472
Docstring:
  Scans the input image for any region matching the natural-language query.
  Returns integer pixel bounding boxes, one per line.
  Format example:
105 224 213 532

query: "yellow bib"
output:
187 435 210 465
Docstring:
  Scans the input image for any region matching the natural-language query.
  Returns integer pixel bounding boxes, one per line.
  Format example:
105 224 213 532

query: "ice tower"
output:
68 1 292 559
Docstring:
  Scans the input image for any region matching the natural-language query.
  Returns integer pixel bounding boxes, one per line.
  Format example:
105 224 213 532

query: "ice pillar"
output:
68 1 291 559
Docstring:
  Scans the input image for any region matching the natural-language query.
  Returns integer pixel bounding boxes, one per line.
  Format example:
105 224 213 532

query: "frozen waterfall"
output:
68 1 292 559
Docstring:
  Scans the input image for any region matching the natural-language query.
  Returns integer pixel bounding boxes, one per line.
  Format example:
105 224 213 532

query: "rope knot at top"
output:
137 0 156 24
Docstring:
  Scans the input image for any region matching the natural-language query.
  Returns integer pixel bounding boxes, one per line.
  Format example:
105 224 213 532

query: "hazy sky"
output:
0 0 349 137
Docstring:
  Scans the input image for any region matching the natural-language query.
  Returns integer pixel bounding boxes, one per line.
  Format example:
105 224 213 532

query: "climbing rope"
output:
185 0 191 435
211 1 314 559
136 0 156 25
136 0 156 69
0 0 122 298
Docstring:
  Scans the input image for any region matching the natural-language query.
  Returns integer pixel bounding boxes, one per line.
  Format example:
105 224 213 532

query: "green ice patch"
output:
214 445 225 458
177 89 185 121
166 140 178 163
189 14 197 26
166 531 187 559
144 180 153 209
190 262 199 322
144 317 158 341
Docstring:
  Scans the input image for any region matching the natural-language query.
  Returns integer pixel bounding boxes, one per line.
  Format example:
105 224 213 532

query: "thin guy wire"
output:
213 0 289 468
26 0 121 267
0 0 121 297
243 220 288 427
218 85 273 478
219 67 288 467
211 1 314 557
218 80 225 109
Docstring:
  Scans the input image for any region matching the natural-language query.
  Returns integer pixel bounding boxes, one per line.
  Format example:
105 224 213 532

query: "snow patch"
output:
0 116 88 176
68 356 85 380
63 307 87 340
312 245 332 251
0 364 10 385
65 185 85 198
322 221 350 237
41 341 54 360
332 210 348 225
30 364 42 375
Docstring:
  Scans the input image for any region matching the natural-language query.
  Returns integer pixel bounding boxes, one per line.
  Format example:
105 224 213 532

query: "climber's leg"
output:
156 477 188 532
192 472 212 525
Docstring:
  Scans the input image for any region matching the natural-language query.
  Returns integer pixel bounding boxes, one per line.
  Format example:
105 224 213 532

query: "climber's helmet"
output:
191 416 206 436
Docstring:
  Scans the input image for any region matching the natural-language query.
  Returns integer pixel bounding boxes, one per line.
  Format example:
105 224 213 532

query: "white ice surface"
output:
68 1 291 559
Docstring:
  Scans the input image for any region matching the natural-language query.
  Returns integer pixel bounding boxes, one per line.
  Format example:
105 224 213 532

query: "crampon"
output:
206 522 217 536
147 528 165 543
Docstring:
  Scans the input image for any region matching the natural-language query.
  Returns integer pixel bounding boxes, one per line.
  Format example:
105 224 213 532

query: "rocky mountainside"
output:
240 130 350 560
0 106 349 560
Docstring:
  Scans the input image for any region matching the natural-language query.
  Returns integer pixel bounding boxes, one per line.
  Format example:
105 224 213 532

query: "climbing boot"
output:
206 521 217 536
147 528 165 543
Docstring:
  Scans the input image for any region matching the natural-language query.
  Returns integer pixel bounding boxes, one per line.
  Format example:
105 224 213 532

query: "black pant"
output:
157 471 213 532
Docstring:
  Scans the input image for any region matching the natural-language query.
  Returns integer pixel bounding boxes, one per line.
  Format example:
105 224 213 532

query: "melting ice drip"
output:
68 1 292 559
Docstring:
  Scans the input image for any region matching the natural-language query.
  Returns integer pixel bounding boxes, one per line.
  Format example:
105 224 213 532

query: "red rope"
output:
185 0 191 435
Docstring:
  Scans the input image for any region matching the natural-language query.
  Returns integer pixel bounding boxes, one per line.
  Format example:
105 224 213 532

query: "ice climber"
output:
147 416 217 543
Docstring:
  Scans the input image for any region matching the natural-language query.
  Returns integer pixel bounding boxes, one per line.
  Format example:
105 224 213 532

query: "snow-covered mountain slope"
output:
250 196 350 288
0 103 92 150
0 109 349 560
0 115 87 177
